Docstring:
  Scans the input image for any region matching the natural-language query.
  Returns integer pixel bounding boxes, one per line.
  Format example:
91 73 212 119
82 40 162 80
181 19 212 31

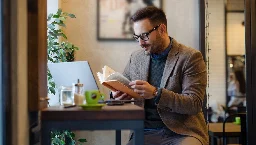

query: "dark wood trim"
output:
199 0 208 122
226 10 245 13
245 0 256 144
27 0 48 111
225 2 228 107
41 104 144 121
10 0 19 143
0 1 2 142
244 0 251 144
2 0 12 144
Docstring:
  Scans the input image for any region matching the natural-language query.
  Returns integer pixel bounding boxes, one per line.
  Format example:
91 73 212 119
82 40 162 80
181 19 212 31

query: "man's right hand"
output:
112 91 132 100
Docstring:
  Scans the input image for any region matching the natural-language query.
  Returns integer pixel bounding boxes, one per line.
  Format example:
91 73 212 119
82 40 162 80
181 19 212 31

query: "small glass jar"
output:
59 86 73 105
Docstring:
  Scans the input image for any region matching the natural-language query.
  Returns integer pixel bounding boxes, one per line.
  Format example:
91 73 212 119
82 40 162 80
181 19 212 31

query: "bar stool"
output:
222 113 246 145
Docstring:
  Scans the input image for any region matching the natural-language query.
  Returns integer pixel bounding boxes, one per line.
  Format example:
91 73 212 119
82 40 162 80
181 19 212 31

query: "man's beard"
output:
150 36 165 54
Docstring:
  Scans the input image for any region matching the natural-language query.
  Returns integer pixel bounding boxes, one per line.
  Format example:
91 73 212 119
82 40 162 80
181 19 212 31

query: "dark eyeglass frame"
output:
133 24 161 42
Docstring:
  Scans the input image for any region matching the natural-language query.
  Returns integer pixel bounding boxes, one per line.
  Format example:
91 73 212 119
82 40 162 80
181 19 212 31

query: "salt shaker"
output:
73 79 84 105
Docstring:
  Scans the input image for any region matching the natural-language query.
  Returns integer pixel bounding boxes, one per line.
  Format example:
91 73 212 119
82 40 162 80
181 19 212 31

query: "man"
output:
113 6 208 145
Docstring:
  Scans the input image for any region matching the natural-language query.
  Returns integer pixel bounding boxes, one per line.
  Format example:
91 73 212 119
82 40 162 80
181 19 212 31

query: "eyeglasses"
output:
133 24 160 42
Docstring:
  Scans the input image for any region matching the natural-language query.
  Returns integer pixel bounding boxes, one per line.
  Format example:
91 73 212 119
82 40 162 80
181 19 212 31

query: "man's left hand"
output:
129 80 156 99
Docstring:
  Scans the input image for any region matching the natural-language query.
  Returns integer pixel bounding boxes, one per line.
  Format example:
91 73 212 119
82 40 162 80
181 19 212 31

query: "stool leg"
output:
116 130 121 145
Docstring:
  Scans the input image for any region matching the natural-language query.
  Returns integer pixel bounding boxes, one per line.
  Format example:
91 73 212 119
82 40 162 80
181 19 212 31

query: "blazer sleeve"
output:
157 51 207 115
122 54 132 81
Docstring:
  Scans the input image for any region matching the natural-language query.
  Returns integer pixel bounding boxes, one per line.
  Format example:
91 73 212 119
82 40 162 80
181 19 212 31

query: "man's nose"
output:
138 38 146 45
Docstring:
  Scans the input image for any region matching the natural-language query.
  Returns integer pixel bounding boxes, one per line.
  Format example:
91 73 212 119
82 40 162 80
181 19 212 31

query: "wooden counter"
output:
41 104 144 145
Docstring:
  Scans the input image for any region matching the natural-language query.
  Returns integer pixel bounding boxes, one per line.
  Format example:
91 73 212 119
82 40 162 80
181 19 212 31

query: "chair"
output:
222 113 247 145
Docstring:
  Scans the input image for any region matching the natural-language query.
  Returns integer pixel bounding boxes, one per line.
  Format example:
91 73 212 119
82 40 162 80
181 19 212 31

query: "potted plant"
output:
51 130 86 145
47 8 79 95
47 9 86 145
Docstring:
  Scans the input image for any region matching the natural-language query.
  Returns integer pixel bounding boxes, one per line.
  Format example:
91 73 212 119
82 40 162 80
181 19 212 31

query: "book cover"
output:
97 66 141 99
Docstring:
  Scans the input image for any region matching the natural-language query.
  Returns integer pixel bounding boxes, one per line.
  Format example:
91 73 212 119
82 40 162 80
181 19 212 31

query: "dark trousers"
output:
127 128 202 145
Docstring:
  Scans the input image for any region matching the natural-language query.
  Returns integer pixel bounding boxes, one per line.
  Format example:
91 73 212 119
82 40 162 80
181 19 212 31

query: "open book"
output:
97 65 141 99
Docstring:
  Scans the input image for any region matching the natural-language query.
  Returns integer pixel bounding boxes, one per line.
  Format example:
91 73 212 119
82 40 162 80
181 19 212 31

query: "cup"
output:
85 90 104 105
235 117 241 125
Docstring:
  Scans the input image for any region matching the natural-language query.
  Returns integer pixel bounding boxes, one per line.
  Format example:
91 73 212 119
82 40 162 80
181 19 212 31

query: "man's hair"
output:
130 6 167 27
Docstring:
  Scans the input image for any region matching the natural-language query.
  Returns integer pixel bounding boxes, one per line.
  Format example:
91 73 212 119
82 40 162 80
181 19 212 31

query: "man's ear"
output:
159 24 167 34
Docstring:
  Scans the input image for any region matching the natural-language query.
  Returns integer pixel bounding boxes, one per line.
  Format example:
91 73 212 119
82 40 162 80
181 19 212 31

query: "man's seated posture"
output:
113 6 208 145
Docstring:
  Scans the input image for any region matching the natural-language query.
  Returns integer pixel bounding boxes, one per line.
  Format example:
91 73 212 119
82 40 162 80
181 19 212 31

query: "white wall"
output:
47 0 58 15
60 0 200 145
165 0 199 49
207 0 226 106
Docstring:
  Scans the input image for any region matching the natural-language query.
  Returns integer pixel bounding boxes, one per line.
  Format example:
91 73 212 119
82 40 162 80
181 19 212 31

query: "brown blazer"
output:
123 39 208 145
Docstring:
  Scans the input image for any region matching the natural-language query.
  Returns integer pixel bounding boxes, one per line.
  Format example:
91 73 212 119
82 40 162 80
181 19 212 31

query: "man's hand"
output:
129 80 156 99
112 91 132 100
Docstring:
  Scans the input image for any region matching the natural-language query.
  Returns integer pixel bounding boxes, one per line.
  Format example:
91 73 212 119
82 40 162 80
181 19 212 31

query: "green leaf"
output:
68 14 76 18
60 140 65 144
51 82 56 88
59 22 66 27
70 132 75 138
67 43 72 49
62 33 68 39
78 139 87 143
48 24 55 30
53 14 60 18
48 57 54 62
59 17 66 21
74 46 79 50
57 9 62 15
47 13 53 21
49 87 56 95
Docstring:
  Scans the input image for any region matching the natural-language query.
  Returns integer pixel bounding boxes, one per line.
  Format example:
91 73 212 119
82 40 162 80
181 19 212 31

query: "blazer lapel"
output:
160 39 180 88
137 53 150 107
139 53 150 81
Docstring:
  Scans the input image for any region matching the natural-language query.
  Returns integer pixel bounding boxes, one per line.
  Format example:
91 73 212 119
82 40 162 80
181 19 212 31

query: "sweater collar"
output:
151 37 173 60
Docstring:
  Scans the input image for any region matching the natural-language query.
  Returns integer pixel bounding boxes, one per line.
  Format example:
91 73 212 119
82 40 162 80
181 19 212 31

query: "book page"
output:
105 72 131 88
103 65 115 79
96 72 104 83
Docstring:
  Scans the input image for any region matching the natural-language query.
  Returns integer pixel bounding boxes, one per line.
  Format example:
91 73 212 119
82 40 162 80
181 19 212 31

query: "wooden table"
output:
41 104 144 145
208 123 241 145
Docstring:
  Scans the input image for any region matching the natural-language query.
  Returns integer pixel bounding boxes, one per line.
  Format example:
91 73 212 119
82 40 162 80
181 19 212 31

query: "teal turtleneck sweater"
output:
144 38 172 129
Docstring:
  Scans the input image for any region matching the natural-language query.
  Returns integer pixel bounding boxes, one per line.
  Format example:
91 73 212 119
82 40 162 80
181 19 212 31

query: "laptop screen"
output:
48 61 99 91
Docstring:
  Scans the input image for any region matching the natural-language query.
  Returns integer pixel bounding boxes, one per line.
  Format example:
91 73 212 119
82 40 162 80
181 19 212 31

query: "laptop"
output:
48 61 99 91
